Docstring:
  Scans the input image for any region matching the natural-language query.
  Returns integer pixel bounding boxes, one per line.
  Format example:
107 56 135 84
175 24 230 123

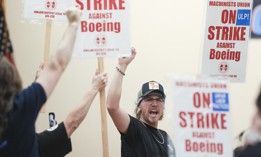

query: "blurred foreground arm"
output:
36 8 82 97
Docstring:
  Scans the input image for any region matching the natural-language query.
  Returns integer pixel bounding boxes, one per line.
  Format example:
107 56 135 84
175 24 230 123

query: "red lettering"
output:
221 10 236 24
185 140 192 151
188 112 194 128
80 21 121 33
208 26 215 40
119 0 125 9
81 21 88 32
96 22 102 32
203 93 210 108
193 92 210 108
179 112 187 127
109 0 117 9
193 92 201 108
75 0 84 10
211 113 219 129
208 26 246 41
197 113 204 128
209 49 241 62
179 112 227 129
79 0 126 10
94 0 102 10
185 139 223 155
220 113 227 129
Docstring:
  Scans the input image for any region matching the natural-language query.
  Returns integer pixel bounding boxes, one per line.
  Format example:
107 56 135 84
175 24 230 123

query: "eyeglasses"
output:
143 97 164 104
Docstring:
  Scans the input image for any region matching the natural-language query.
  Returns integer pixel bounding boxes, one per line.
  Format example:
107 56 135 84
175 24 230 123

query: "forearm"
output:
106 65 126 111
53 22 79 70
64 88 99 137
35 8 81 97
36 23 78 97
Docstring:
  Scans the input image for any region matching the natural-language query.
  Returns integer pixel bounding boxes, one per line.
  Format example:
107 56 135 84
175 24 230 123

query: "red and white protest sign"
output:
23 0 130 57
201 0 252 82
171 77 232 157
73 0 130 57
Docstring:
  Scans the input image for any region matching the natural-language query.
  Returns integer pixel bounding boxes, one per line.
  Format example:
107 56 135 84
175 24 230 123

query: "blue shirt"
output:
0 83 46 157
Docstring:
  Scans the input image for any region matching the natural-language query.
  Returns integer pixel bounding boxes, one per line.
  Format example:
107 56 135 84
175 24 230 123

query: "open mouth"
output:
149 110 158 116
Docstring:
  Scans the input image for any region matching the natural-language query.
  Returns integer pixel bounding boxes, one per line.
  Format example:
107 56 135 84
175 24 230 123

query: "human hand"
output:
118 47 136 67
66 7 82 24
91 69 108 91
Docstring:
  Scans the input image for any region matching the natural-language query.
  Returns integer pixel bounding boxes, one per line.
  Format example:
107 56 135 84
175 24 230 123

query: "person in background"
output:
234 86 261 157
0 8 81 157
35 64 108 157
106 48 176 157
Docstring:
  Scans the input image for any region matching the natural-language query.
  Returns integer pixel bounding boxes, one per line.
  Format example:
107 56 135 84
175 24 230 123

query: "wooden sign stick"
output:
98 57 110 157
40 20 52 113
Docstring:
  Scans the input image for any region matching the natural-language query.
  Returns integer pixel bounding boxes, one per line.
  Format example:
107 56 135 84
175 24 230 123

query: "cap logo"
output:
149 82 160 89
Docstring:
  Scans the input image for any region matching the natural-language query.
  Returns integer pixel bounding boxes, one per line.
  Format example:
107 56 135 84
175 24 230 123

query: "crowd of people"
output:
0 7 176 157
0 4 261 157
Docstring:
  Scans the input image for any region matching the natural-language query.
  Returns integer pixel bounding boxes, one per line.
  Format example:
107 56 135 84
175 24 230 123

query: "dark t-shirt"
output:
121 115 176 157
235 142 261 157
233 146 244 157
37 122 72 157
0 83 46 157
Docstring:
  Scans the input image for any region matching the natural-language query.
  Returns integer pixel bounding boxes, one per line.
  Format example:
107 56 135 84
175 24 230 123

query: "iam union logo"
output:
95 34 107 47
219 62 229 73
45 0 57 10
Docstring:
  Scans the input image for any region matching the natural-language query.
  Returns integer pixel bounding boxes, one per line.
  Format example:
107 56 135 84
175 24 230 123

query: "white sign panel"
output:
201 0 252 82
73 0 130 57
172 78 232 157
23 0 130 57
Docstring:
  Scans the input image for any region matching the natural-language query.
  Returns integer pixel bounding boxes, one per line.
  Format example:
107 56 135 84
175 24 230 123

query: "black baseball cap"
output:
136 81 166 105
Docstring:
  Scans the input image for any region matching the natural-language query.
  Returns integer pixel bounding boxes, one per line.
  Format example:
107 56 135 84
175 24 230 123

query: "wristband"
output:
116 67 125 76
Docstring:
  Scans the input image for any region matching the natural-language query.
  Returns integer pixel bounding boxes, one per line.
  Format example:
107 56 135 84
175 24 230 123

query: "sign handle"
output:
40 20 52 113
98 57 110 157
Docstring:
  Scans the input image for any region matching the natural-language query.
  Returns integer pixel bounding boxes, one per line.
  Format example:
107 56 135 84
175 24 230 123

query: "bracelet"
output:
116 67 125 76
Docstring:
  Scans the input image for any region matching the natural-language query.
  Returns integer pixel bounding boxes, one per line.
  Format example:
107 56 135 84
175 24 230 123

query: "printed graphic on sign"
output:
96 34 107 47
172 78 232 157
201 0 253 82
45 0 57 10
219 62 229 73
212 92 229 111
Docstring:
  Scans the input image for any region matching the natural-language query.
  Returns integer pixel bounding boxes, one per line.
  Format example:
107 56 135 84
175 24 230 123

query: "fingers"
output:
66 7 82 23
131 47 137 55
101 73 108 84
95 72 108 85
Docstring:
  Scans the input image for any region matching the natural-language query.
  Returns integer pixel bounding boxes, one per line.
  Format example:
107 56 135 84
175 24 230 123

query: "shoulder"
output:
123 115 145 136
13 82 46 109
15 83 46 101
128 115 144 128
